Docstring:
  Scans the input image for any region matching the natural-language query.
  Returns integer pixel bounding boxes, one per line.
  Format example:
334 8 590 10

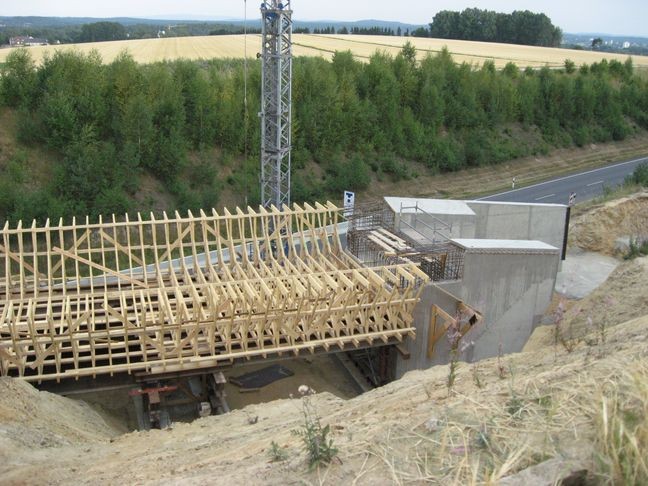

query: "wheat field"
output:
1 34 647 68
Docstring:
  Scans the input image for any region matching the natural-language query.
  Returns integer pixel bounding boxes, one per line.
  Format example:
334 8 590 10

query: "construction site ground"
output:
1 192 648 485
555 248 619 299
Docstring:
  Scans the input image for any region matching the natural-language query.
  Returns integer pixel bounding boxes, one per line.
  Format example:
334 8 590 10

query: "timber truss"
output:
0 202 427 382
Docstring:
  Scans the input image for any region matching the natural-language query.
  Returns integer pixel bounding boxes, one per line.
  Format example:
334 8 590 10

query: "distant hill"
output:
0 16 182 27
0 15 424 32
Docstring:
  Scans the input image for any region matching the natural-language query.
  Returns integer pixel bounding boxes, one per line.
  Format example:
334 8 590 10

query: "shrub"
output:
380 155 410 182
428 135 465 172
267 441 288 463
626 162 648 187
571 125 591 147
624 238 648 260
564 59 576 74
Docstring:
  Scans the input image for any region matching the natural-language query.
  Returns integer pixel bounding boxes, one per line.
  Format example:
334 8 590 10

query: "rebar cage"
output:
346 201 465 282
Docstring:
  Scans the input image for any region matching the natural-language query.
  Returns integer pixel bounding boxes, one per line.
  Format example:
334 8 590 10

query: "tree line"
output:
424 8 563 47
295 26 403 36
0 21 256 46
0 45 646 224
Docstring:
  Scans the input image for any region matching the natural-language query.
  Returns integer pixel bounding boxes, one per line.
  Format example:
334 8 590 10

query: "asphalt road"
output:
477 155 648 204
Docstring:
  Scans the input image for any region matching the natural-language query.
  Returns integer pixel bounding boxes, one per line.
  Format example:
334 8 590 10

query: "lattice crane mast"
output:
260 0 293 209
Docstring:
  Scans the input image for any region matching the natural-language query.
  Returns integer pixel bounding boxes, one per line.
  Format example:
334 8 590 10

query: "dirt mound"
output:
1 314 647 485
527 192 648 350
569 192 648 255
526 255 648 350
0 378 121 451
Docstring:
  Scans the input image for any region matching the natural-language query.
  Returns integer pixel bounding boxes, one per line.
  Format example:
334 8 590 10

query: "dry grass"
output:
0 311 646 485
594 367 648 485
2 34 648 68
336 315 648 485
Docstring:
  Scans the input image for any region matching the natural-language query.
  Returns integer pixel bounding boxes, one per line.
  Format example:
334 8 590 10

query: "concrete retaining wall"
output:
395 247 560 378
385 198 568 256
466 201 568 251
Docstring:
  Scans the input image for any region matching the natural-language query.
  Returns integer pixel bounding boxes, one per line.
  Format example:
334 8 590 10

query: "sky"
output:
3 1 648 37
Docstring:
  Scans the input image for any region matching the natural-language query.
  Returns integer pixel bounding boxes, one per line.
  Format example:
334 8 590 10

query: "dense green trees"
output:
428 9 562 47
1 46 648 224
78 22 127 43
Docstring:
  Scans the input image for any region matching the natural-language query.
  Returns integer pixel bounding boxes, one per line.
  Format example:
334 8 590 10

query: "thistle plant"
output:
446 312 474 395
472 363 484 389
553 299 578 353
587 313 609 357
291 385 338 470
553 300 565 350
497 342 506 380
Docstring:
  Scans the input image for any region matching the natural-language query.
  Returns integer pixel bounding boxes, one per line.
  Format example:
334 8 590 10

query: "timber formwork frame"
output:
0 202 427 382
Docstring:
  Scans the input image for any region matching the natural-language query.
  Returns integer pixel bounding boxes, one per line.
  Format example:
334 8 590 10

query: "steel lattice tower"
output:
260 0 293 209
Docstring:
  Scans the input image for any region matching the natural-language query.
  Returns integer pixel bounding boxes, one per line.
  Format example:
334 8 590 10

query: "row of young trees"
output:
1 45 647 224
294 26 402 36
427 9 563 47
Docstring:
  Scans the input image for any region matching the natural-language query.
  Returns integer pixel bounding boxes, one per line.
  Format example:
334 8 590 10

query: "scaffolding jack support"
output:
129 385 178 430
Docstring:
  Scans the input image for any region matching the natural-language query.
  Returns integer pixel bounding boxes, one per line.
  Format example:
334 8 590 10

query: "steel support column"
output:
260 0 293 208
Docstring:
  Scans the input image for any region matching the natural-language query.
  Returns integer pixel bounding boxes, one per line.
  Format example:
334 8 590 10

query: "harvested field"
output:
297 34 648 68
1 34 647 68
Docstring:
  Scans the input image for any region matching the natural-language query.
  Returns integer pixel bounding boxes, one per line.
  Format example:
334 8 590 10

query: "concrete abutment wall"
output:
385 198 566 378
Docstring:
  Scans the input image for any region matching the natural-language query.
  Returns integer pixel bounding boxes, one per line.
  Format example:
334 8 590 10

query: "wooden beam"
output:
0 203 429 381
52 247 148 289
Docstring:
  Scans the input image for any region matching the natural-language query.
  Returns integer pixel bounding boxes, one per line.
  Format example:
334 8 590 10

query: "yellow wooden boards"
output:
0 202 427 381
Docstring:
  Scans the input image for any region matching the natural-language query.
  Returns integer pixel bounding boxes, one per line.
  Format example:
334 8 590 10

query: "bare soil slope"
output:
527 191 648 349
525 255 648 350
1 317 646 485
569 191 648 255
0 378 121 480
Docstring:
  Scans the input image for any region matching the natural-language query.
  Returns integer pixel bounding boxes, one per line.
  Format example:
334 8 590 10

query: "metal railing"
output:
398 202 452 244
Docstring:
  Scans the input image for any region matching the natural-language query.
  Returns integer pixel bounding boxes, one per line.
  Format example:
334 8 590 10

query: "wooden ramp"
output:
0 202 427 382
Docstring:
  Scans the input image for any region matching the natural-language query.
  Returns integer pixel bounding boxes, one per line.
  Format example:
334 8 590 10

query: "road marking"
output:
587 180 604 187
476 155 648 201
535 194 555 201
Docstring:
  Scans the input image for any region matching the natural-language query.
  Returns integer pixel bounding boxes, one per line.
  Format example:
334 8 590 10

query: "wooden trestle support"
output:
0 202 428 382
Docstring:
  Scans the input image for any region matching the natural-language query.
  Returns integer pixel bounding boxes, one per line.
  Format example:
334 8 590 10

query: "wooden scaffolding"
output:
0 202 428 382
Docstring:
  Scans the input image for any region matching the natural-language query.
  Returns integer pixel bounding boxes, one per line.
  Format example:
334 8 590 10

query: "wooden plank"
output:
0 203 431 382
52 247 148 289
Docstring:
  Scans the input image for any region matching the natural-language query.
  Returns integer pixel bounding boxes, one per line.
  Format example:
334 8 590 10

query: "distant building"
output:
9 36 49 47
623 41 631 49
